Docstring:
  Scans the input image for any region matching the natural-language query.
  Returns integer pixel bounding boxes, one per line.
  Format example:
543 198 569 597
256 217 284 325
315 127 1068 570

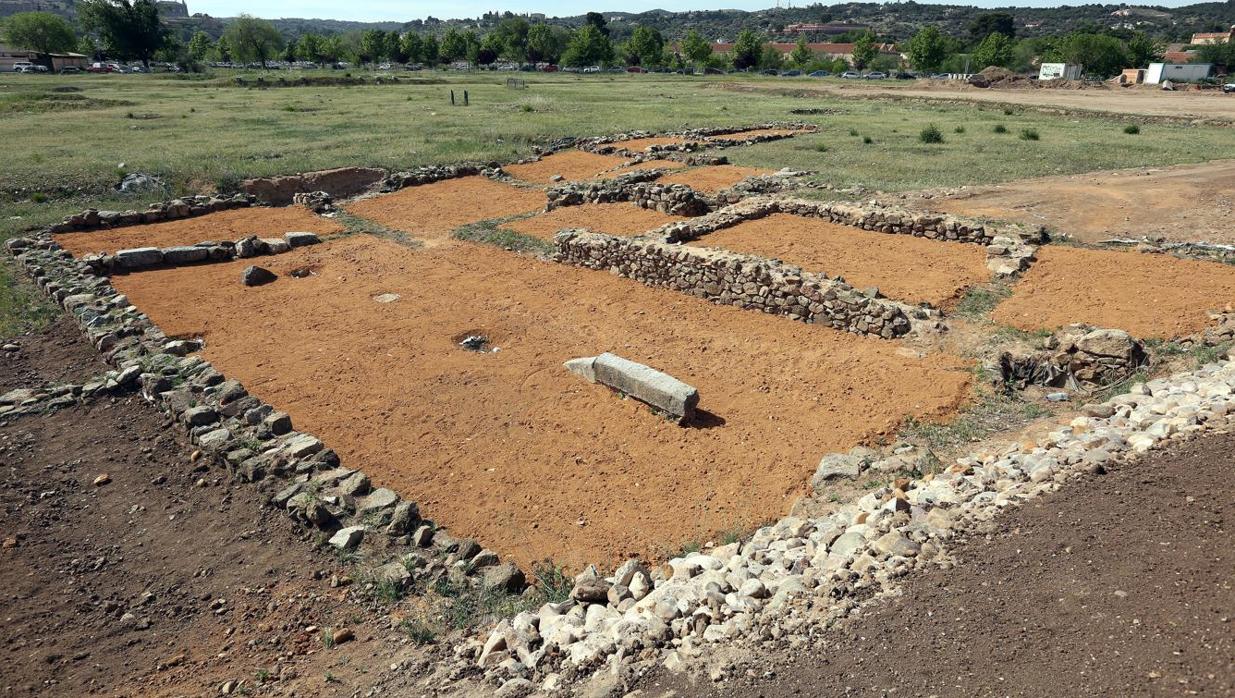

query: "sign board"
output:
1039 63 1083 80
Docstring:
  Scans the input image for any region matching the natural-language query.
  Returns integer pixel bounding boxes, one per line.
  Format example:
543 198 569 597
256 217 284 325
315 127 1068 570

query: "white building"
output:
1145 62 1213 84
1038 63 1083 80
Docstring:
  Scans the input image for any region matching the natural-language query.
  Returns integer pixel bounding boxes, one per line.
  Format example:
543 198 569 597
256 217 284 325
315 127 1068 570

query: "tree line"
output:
4 2 1232 76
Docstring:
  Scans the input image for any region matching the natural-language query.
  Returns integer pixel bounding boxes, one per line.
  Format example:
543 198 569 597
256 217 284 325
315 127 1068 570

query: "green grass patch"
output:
453 218 554 256
954 283 1012 320
0 258 58 338
903 387 1051 454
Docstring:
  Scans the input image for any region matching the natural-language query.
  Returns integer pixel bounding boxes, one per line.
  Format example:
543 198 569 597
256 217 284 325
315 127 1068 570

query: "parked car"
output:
703 66 725 75
625 66 646 73
864 71 888 79
59 66 82 74
582 65 600 73
14 63 48 73
1224 82 1235 94
928 73 949 80
759 68 778 76
894 71 915 80
808 70 831 77
841 70 861 79
88 62 114 73
780 69 802 77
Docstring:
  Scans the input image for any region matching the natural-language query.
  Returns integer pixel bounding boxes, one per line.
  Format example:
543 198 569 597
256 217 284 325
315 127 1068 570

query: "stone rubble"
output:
998 324 1149 390
81 231 321 275
48 194 258 234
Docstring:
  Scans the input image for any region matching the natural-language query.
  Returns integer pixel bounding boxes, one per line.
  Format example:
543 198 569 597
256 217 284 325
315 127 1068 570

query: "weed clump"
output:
1124 124 1140 135
1019 128 1040 141
919 124 945 144
993 124 1008 134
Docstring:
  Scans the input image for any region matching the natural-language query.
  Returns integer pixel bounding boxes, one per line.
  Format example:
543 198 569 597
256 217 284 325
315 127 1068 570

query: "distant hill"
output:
4 0 1235 44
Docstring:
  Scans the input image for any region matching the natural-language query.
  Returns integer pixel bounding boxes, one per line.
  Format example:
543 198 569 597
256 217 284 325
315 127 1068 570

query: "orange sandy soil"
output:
707 128 807 142
503 151 629 184
658 165 774 194
688 214 991 308
611 136 696 151
345 176 545 240
502 203 686 241
992 245 1235 339
923 160 1235 244
53 207 344 256
112 235 973 570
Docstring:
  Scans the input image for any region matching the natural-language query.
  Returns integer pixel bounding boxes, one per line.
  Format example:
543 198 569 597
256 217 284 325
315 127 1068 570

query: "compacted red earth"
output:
503 151 629 184
687 213 992 308
658 165 773 194
53 207 344 256
111 234 973 570
993 245 1235 339
638 430 1235 696
345 176 546 240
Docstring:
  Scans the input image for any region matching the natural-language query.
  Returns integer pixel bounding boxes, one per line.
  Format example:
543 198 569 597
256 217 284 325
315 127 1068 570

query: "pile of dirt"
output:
658 165 773 194
647 430 1235 696
52 207 345 256
111 234 973 570
345 176 545 240
971 66 1028 88
502 203 686 240
992 245 1235 339
687 214 991 308
503 151 628 185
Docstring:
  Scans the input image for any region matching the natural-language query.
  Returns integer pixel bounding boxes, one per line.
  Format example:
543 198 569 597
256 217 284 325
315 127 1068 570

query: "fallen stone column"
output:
566 352 699 424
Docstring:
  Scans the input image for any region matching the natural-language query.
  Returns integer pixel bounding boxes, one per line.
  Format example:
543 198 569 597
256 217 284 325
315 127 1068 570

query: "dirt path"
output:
638 429 1235 697
110 234 973 571
915 159 1235 243
724 81 1235 123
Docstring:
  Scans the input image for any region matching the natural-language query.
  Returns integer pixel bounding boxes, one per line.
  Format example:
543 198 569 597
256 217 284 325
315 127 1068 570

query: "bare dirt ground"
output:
992 245 1235 339
639 429 1235 697
345 176 545 239
109 234 973 571
0 328 444 697
614 158 689 175
0 317 108 393
724 81 1235 123
53 207 345 256
658 165 774 193
917 159 1235 243
706 128 807 142
502 203 686 240
612 136 696 151
687 213 991 308
503 151 629 184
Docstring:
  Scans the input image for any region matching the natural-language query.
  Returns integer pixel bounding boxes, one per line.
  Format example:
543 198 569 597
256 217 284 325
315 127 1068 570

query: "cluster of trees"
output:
904 14 1172 78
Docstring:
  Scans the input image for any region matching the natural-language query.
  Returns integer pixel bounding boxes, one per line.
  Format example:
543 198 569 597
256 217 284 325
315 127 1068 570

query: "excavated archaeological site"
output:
7 122 1235 696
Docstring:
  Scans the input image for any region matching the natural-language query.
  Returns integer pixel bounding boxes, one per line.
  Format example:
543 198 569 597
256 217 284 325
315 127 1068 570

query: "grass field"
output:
4 69 1235 331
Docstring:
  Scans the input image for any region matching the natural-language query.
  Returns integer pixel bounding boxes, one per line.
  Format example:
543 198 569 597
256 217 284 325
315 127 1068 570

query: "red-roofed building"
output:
1163 50 1197 64
703 41 899 62
1190 27 1234 45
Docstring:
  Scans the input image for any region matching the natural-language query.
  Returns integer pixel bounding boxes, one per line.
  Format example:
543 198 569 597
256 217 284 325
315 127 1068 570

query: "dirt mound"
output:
241 166 387 205
657 430 1235 696
992 245 1235 339
687 214 991 308
345 176 545 240
112 234 973 570
503 203 686 240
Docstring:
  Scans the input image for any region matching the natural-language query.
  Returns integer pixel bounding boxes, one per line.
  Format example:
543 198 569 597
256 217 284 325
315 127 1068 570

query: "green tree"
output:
731 29 763 70
623 25 664 66
526 23 566 63
474 32 503 65
759 43 783 70
2 11 77 54
223 15 283 68
78 0 168 70
296 33 324 63
906 25 949 73
186 30 213 62
584 11 609 37
385 31 406 63
421 34 440 66
492 16 529 61
789 35 814 67
212 34 231 62
400 32 423 64
969 12 1015 43
1049 32 1129 77
439 27 468 62
681 29 712 67
971 31 1015 69
561 24 613 67
358 28 386 65
1197 42 1235 71
1125 31 1164 68
851 30 878 69
320 35 344 63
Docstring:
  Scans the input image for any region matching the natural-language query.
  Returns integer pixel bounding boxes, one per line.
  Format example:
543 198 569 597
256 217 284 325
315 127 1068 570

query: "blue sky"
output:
190 1 1207 23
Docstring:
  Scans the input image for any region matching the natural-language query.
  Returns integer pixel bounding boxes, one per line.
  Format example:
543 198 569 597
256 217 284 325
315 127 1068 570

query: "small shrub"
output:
400 619 437 645
1019 128 1040 141
993 124 1008 133
862 135 873 144
954 125 965 134
1124 124 1140 134
31 192 47 203
813 143 829 152
520 104 534 112
848 128 859 136
919 124 945 144
1003 107 1014 115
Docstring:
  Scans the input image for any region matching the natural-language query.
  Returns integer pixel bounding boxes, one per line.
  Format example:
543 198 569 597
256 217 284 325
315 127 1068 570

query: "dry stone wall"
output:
545 171 710 217
49 194 257 235
5 233 528 601
554 230 914 339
